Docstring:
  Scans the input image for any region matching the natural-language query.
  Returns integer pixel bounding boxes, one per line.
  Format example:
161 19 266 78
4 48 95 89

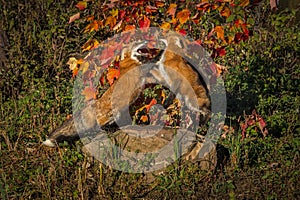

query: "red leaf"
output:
119 10 126 19
139 15 150 29
178 29 187 35
216 47 226 57
75 1 87 11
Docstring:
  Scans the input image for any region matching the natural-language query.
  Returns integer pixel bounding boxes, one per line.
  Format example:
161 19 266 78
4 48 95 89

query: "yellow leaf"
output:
214 26 225 41
160 22 171 29
81 61 89 74
82 39 100 52
239 0 249 7
105 16 117 29
111 9 118 17
176 9 190 25
67 57 78 71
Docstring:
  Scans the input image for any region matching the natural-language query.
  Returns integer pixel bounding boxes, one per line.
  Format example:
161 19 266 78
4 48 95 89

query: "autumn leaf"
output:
191 12 201 24
146 98 157 112
160 22 171 29
69 12 80 23
167 4 177 17
105 15 117 29
82 87 97 101
67 57 79 71
111 9 118 17
139 15 150 29
216 47 226 57
196 2 211 11
178 29 187 35
75 1 87 10
84 20 103 33
155 0 165 7
106 68 120 85
176 9 190 24
124 25 136 31
161 90 166 104
239 0 249 7
146 5 158 14
214 26 225 41
81 61 89 74
82 39 100 52
210 62 227 77
119 10 126 19
140 115 148 123
113 20 123 31
220 6 231 18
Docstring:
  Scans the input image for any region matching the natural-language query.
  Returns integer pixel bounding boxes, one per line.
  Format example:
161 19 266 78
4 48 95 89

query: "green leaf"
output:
226 14 235 23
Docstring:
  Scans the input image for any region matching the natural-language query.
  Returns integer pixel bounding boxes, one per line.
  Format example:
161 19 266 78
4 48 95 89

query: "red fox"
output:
43 33 210 147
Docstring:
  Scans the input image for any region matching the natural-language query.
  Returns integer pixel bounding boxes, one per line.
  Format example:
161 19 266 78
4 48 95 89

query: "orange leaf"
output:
220 6 231 18
176 9 190 25
139 15 150 29
155 0 165 7
106 68 120 85
75 1 87 10
140 115 148 123
82 87 97 101
84 20 103 33
167 4 177 17
69 12 80 23
161 90 166 104
239 0 249 7
72 68 79 78
146 5 158 14
214 26 225 41
145 98 157 112
160 22 171 29
105 16 117 29
210 63 227 77
124 25 136 31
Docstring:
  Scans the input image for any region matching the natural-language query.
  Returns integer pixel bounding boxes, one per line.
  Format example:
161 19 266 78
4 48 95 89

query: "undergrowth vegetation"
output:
0 0 299 199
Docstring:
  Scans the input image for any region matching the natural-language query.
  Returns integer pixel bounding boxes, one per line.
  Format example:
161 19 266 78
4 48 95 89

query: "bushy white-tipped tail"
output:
43 139 55 147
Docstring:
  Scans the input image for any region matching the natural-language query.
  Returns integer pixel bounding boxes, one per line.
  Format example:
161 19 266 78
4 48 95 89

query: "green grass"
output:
0 0 299 199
